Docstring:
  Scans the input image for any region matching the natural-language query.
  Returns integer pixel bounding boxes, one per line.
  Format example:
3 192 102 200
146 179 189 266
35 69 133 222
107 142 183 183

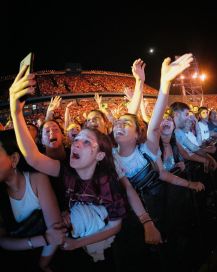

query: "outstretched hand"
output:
161 53 193 85
48 96 62 112
94 93 102 109
9 65 36 114
131 58 146 82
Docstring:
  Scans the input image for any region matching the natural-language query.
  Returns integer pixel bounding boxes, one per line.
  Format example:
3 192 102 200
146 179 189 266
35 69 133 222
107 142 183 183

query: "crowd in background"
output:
1 54 217 272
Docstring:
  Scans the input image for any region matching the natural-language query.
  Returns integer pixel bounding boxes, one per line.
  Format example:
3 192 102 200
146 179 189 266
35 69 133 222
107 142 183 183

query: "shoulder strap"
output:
138 146 159 172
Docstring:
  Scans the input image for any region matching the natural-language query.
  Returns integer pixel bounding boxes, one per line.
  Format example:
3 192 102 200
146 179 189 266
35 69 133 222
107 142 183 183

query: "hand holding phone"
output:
19 52 35 102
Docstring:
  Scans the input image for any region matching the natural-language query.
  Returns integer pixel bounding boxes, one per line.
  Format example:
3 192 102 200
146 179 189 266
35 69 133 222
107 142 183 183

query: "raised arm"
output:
146 53 193 154
94 93 115 123
64 101 74 129
45 96 62 122
127 59 146 114
9 65 60 177
140 98 151 124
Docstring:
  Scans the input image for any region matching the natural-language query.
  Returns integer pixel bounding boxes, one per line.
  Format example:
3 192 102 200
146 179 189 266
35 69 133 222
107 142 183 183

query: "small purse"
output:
10 209 47 238
129 151 161 196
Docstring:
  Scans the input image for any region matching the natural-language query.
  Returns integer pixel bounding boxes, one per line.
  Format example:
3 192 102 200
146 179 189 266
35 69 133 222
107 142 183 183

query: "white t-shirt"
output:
185 131 200 146
198 121 210 141
113 142 160 179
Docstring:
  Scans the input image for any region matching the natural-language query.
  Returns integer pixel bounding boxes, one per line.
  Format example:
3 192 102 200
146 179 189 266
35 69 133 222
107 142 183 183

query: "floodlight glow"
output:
192 72 198 79
200 74 206 81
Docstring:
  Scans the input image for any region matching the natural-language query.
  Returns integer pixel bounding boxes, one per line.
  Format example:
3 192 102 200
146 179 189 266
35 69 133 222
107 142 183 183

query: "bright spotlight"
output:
192 72 198 79
200 74 206 81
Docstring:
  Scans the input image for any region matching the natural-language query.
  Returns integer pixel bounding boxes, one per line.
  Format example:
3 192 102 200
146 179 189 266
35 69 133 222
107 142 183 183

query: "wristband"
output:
138 212 151 224
143 219 153 225
27 237 34 249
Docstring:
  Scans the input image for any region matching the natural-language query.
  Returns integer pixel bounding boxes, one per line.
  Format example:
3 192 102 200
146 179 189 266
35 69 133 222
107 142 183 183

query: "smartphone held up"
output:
19 52 35 102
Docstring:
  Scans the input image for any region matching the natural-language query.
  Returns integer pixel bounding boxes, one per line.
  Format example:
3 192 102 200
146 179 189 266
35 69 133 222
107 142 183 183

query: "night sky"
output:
1 4 217 93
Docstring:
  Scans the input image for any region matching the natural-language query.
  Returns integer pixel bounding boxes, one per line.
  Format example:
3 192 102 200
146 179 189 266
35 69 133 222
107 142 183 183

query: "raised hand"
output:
161 53 193 84
131 58 146 82
94 93 102 109
47 96 62 112
144 221 163 245
66 101 74 109
9 65 36 114
111 103 124 119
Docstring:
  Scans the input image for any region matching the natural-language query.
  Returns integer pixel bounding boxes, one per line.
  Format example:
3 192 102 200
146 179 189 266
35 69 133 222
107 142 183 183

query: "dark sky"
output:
1 3 217 93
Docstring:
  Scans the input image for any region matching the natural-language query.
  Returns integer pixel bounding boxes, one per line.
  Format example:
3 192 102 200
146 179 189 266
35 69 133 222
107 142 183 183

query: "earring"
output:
12 165 17 175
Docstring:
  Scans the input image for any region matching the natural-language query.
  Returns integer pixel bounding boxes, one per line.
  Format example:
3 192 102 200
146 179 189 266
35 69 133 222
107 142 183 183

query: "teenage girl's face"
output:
67 123 81 141
160 116 174 136
86 112 107 134
200 110 208 121
42 121 63 148
70 129 100 170
0 144 13 181
113 115 138 145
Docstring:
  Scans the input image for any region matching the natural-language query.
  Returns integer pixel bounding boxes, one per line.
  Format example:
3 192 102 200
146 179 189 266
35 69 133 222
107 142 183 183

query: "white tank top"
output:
9 172 41 223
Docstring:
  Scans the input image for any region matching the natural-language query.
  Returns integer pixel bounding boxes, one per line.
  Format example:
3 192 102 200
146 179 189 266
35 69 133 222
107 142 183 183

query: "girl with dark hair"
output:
85 109 110 135
112 54 194 271
9 65 126 266
0 129 66 271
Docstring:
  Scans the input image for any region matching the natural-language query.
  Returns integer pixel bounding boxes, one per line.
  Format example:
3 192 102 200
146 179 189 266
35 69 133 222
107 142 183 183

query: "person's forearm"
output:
45 110 54 121
160 169 189 188
140 99 150 124
68 219 121 250
127 79 144 114
0 235 46 251
64 107 70 129
177 143 205 163
125 183 148 216
147 81 171 139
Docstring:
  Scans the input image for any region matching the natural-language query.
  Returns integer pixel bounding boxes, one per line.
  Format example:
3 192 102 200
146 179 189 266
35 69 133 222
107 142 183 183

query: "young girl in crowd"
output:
9 64 126 269
0 129 66 272
112 54 197 271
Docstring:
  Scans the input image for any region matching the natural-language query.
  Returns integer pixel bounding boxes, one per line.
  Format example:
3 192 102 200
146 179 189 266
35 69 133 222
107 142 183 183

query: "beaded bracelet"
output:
143 219 153 225
138 212 151 224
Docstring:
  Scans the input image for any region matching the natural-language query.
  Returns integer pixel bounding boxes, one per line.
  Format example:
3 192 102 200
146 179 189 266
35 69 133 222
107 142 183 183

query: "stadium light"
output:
200 74 206 81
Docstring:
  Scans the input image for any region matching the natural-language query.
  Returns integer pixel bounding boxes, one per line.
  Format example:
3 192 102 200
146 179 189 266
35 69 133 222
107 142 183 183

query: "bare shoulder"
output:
29 172 50 193
30 172 50 182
